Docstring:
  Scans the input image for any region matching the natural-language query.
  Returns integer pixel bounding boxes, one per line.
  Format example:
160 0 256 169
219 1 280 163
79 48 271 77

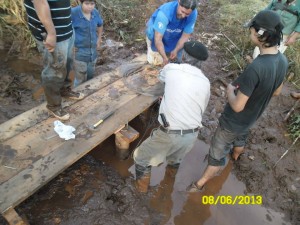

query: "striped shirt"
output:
24 0 73 42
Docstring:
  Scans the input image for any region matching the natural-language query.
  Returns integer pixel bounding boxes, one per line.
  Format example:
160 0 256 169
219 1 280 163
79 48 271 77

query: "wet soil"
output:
0 0 300 225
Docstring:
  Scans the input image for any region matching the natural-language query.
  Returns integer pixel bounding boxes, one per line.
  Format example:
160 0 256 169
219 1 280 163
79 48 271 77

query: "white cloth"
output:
158 63 210 130
146 36 164 66
53 120 76 140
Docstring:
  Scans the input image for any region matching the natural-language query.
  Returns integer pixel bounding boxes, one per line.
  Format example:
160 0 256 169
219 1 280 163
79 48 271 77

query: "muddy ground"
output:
0 0 300 225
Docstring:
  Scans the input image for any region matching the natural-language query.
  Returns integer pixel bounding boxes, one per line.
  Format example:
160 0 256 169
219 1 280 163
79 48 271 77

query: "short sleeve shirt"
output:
219 52 288 133
72 5 103 62
158 63 210 130
146 1 197 53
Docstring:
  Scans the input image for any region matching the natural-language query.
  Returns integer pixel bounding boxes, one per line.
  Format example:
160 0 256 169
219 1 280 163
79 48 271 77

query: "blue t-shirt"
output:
72 5 103 62
146 1 197 53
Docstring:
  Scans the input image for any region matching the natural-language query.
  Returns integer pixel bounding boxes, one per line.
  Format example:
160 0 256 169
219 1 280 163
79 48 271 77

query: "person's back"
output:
159 63 210 130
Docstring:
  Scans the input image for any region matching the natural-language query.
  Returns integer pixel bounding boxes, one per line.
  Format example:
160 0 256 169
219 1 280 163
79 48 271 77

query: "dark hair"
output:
80 0 96 3
250 22 283 48
179 0 198 10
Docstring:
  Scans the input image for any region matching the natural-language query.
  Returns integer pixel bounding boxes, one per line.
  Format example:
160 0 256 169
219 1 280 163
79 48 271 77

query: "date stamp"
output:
202 195 262 205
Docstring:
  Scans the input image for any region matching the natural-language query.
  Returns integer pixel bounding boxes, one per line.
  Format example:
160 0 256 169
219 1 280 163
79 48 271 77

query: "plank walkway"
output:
0 55 160 224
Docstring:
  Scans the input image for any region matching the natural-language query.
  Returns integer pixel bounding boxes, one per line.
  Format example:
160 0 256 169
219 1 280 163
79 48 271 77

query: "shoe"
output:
135 174 151 193
186 182 204 193
290 92 300 99
61 90 85 100
48 108 70 121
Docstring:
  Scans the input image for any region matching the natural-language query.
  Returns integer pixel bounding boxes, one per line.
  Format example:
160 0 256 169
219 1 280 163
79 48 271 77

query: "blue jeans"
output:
36 34 75 111
73 59 97 87
208 124 249 166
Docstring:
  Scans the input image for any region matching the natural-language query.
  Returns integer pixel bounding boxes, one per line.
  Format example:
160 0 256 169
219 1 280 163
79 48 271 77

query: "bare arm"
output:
32 0 56 52
227 83 249 113
154 31 169 65
97 26 103 50
273 83 283 96
170 32 191 60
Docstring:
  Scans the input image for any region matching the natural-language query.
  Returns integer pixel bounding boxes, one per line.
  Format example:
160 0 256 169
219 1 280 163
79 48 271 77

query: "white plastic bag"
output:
53 120 76 140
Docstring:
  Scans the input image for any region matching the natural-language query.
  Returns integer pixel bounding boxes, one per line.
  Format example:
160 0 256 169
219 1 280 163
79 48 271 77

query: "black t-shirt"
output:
219 52 288 133
24 0 73 42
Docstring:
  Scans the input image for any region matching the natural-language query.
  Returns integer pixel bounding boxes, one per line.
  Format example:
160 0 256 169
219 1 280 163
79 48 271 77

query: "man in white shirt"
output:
133 41 211 193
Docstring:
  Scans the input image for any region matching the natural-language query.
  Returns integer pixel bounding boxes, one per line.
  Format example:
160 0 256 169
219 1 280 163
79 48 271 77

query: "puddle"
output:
97 139 291 225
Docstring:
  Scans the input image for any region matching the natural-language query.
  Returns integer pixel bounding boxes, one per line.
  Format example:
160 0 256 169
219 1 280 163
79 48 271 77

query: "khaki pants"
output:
252 35 288 59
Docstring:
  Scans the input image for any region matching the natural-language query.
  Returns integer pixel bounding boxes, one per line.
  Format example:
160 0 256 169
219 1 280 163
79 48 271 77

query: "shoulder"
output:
71 5 80 14
158 2 177 17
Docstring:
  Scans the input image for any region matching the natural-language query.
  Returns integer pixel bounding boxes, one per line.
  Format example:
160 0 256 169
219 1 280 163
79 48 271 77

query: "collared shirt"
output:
24 0 73 42
71 5 103 62
158 63 210 130
146 1 197 53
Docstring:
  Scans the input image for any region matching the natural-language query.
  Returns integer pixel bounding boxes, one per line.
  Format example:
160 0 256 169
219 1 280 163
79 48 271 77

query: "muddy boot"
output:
165 163 180 178
135 174 151 193
135 164 151 193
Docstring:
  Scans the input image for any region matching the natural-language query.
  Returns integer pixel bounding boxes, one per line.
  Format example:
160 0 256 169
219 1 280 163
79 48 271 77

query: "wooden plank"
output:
0 94 157 213
0 75 148 184
2 208 28 225
0 55 147 142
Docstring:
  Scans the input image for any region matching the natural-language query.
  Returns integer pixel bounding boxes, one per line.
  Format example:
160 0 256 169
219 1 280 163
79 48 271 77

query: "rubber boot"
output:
135 164 151 193
165 163 180 178
135 174 151 193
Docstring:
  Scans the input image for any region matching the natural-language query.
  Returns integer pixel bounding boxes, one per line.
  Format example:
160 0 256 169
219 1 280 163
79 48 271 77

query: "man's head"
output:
177 0 198 19
182 41 208 68
246 10 283 48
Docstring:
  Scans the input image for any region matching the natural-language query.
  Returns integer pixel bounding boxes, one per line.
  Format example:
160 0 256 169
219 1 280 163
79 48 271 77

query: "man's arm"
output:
32 0 56 52
273 83 283 96
227 83 249 113
154 31 169 65
97 26 103 50
169 32 191 60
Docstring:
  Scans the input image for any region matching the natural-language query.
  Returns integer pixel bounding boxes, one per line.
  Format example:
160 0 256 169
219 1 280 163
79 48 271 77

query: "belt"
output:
159 126 199 135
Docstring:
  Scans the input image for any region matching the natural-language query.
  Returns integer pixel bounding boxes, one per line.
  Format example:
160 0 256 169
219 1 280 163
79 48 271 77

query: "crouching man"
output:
133 41 211 193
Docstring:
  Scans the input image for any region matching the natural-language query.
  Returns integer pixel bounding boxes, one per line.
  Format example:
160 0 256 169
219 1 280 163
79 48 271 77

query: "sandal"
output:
186 182 204 193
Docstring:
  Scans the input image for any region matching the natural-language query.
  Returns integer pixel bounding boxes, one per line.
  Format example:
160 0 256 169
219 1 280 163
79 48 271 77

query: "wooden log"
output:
115 125 139 159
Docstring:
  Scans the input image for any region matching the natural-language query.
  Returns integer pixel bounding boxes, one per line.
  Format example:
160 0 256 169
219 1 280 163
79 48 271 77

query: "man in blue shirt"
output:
72 0 103 87
146 0 198 65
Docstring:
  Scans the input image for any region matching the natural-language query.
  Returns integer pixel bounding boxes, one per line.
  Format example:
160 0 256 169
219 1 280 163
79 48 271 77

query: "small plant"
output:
288 114 300 140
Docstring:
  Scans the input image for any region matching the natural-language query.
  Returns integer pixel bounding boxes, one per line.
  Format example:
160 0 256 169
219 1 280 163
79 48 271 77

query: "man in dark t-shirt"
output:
187 10 288 192
24 0 84 120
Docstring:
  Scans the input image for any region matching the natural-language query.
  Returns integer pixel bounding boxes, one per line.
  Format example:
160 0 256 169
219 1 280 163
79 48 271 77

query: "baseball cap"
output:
184 41 208 61
245 10 283 32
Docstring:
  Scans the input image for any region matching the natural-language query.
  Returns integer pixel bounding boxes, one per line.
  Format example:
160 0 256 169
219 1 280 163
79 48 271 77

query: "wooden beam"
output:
2 208 28 225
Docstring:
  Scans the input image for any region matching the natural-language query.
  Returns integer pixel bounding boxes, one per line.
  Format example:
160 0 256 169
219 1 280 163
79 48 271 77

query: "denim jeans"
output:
208 124 249 166
36 34 74 111
73 58 97 87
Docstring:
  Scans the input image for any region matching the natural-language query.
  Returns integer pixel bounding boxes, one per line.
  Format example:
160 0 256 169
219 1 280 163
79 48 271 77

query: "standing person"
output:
133 41 210 193
146 0 198 66
72 0 103 87
187 10 288 192
252 0 300 59
24 0 84 121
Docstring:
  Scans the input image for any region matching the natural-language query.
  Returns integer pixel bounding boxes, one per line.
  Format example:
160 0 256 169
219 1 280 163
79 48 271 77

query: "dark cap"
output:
184 41 208 61
246 10 283 32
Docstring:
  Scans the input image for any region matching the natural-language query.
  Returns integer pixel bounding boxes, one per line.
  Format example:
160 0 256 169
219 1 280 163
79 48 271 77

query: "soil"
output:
0 0 299 225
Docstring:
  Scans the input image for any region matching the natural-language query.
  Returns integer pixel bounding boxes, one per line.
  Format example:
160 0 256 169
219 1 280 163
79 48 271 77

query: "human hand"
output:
169 50 177 60
162 57 169 66
44 33 56 52
97 39 102 50
285 35 297 46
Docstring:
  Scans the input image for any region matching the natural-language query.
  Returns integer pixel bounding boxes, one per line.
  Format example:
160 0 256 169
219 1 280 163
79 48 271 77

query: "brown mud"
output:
0 0 299 225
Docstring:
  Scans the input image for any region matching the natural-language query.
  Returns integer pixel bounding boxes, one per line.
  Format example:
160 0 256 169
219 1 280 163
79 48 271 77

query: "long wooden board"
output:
0 55 160 217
